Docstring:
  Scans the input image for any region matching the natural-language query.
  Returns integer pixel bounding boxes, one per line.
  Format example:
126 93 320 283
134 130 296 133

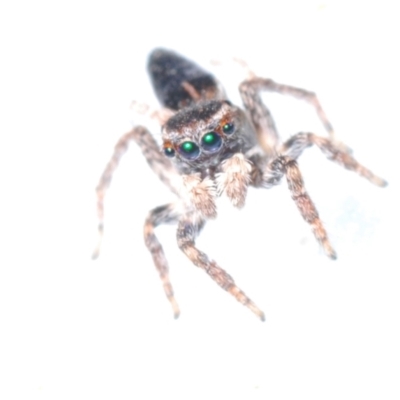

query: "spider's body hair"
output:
94 48 386 321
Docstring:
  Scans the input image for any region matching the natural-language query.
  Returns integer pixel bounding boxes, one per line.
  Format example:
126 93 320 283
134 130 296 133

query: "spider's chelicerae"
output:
93 48 386 321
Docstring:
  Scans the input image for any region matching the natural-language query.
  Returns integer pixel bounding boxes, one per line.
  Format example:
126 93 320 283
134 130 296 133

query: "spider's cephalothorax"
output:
161 100 257 174
94 48 387 321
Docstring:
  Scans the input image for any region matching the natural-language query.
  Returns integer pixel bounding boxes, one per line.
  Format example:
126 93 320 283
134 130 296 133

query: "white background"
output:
1 1 399 399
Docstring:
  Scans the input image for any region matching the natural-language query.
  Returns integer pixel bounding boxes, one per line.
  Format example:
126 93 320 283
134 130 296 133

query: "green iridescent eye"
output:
164 147 175 157
201 132 222 152
222 123 234 135
178 141 200 160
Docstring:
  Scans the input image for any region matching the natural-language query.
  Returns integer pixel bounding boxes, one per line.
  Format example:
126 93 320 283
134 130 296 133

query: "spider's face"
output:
162 100 252 172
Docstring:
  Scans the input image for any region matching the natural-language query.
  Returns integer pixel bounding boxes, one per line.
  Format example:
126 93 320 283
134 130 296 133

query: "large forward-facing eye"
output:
178 141 200 160
201 132 222 152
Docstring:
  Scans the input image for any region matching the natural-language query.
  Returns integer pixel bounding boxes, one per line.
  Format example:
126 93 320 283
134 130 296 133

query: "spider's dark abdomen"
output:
148 49 222 111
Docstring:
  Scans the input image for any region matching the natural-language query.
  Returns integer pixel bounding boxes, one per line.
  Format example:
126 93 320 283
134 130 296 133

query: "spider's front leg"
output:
92 125 180 259
144 203 181 318
176 213 265 321
251 135 386 260
270 156 338 259
251 154 337 259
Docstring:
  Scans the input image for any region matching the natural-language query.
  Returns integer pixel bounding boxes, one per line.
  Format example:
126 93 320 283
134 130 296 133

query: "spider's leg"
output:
176 215 265 321
252 155 337 259
239 77 340 153
239 78 280 155
92 126 180 259
144 203 181 318
280 132 387 187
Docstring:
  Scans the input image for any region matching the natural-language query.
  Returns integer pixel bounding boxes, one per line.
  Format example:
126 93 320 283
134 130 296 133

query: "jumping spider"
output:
93 49 386 321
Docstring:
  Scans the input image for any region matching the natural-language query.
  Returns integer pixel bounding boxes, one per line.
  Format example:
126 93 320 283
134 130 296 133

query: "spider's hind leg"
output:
239 77 342 154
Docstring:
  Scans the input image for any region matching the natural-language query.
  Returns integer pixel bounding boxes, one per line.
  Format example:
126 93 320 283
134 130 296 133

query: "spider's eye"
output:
178 141 200 159
222 122 234 135
201 132 222 152
164 147 175 157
